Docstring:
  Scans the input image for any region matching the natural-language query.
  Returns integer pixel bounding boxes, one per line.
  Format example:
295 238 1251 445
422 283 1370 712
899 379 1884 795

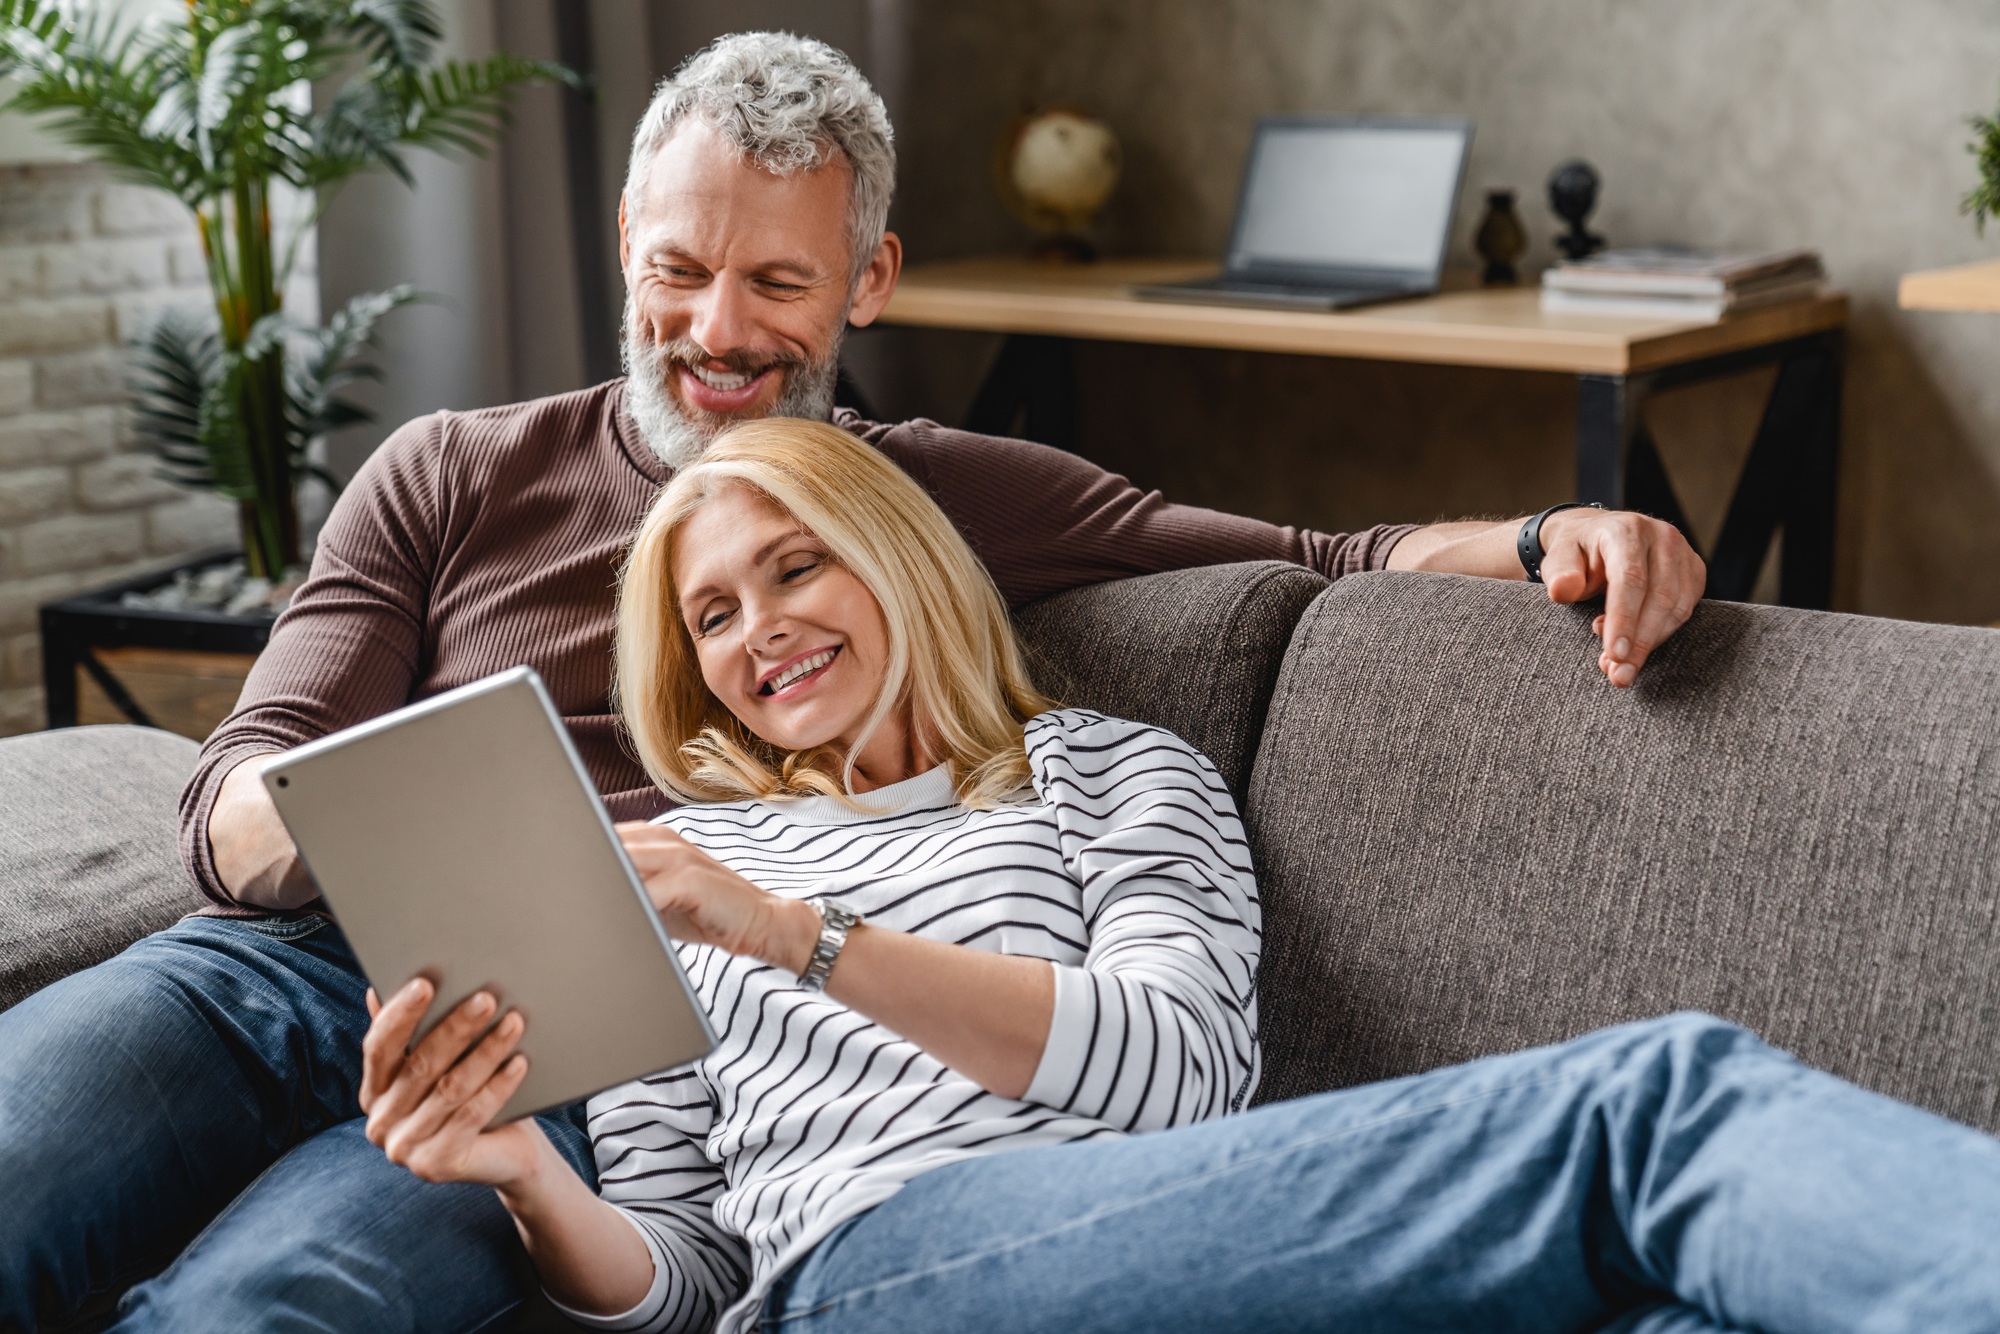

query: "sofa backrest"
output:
1012 561 1328 801
1247 571 2000 1133
0 725 207 1008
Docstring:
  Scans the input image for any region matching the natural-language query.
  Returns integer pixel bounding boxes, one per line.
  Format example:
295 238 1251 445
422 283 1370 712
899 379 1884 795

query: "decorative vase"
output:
1475 189 1528 285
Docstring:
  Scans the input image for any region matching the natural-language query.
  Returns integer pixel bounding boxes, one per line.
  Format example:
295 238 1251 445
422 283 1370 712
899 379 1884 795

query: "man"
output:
0 31 1704 1333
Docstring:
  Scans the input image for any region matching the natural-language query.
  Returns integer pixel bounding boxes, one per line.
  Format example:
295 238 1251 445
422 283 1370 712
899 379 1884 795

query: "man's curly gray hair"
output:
627 32 896 281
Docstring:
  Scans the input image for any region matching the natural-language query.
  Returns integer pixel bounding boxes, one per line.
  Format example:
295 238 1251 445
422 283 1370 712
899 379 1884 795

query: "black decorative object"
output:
1474 189 1528 284
1547 159 1606 261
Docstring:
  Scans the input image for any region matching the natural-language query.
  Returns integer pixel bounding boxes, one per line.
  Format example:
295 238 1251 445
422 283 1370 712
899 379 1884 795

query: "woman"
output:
360 419 2000 1334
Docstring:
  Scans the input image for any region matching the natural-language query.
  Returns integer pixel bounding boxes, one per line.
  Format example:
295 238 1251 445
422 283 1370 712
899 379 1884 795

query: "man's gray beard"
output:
621 309 845 473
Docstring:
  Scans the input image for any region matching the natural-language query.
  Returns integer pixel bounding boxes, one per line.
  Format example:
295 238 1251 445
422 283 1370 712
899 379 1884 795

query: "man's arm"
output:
180 416 444 908
854 416 1704 688
853 415 1415 603
1386 508 1706 687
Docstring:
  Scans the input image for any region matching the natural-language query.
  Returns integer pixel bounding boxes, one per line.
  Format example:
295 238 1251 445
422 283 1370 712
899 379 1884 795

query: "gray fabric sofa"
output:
4 563 1999 1308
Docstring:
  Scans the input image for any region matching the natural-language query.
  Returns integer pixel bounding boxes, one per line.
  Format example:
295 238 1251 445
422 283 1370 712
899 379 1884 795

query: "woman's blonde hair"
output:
616 417 1053 807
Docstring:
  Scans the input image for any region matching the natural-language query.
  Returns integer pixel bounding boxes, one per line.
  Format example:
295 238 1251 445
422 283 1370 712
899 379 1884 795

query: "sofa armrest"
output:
0 725 207 1010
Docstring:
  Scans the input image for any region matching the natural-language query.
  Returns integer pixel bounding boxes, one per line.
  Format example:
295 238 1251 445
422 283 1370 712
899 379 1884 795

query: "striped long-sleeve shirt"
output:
563 710 1263 1333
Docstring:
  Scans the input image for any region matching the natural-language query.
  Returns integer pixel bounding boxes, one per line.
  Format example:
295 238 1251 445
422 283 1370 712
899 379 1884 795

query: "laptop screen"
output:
1228 120 1470 277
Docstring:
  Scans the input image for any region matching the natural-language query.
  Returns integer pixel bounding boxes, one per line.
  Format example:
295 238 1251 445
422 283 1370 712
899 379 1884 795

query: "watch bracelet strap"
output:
1517 501 1603 583
799 897 859 992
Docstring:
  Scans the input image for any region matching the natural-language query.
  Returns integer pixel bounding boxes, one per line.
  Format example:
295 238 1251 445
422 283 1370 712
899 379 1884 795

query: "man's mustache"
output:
631 335 815 381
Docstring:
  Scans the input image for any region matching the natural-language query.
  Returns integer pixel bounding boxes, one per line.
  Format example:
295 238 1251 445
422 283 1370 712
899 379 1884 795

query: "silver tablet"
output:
263 666 715 1122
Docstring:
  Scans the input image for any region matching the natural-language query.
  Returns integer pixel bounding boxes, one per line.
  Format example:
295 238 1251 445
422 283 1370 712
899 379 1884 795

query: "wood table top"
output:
877 256 1850 377
1899 257 2000 314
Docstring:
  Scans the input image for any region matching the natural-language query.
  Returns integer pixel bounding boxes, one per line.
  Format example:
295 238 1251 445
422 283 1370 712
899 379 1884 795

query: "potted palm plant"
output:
0 0 566 734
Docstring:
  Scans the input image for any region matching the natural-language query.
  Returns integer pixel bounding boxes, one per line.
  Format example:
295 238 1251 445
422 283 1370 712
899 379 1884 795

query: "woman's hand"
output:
621 823 1053 1098
363 979 662 1317
360 978 550 1190
617 822 816 971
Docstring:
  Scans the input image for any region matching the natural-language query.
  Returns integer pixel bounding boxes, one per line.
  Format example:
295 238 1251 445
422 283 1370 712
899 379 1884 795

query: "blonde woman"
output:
359 419 2000 1334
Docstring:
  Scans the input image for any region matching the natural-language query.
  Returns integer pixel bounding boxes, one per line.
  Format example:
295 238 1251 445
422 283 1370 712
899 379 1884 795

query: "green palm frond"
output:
130 307 221 486
286 285 417 446
130 287 415 501
0 0 65 52
2 5 208 199
1967 99 2000 235
342 0 441 71
397 54 574 153
129 307 256 500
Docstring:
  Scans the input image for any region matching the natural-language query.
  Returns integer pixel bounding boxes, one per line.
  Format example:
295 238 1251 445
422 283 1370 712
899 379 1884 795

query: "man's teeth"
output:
692 366 753 391
771 650 834 691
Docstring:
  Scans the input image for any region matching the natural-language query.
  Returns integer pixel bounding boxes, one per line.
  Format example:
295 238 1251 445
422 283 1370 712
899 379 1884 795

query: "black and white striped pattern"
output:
563 711 1261 1333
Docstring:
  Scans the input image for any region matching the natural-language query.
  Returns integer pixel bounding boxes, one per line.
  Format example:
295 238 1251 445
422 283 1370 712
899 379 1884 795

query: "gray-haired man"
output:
0 32 1705 1332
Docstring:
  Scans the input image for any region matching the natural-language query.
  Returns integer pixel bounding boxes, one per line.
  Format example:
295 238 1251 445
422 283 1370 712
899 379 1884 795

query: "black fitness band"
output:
1517 502 1604 584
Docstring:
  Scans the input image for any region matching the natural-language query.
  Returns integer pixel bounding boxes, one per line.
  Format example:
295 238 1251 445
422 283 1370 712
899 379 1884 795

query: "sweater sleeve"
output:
568 1066 750 1333
176 413 446 907
1022 712 1263 1131
846 413 1415 607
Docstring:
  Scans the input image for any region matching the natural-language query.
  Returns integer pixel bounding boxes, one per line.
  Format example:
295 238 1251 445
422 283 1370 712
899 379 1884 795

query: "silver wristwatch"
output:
799 897 861 992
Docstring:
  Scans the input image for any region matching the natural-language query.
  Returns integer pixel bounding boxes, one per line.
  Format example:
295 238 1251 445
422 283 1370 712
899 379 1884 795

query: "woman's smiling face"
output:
671 482 894 765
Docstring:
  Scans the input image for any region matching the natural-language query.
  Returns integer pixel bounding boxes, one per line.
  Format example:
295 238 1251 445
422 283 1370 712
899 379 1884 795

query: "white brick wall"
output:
0 163 239 736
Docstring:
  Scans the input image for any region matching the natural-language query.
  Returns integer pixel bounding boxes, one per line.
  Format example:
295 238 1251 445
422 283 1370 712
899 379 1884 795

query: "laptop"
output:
262 666 716 1122
1136 115 1473 311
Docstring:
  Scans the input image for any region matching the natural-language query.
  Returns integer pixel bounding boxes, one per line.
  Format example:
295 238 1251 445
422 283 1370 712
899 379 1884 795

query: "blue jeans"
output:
0 915 595 1333
762 1014 2000 1333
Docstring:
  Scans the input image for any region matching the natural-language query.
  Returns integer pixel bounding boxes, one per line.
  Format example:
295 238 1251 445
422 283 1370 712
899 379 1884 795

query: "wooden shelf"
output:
878 257 1849 377
1898 258 2000 313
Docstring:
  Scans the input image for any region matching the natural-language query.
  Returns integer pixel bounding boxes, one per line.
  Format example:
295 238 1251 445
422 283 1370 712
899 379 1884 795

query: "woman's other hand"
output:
363 980 661 1315
360 979 550 1189
617 822 815 972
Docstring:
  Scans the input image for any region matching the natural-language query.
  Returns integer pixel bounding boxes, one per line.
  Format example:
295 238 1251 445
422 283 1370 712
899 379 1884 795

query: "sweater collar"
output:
608 378 671 486
777 764 958 827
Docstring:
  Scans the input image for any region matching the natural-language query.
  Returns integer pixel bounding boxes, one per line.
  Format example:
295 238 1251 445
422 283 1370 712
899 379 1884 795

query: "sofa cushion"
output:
1012 561 1328 801
0 725 208 1009
1247 571 2000 1133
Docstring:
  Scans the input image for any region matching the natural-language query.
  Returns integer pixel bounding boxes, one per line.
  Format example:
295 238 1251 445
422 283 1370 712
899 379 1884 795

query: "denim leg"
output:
0 916 367 1332
1595 1306 1741 1334
111 1113 597 1334
763 1014 2000 1334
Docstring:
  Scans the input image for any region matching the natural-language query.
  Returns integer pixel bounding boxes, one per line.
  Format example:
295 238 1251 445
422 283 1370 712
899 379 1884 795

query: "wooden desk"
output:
875 257 1850 607
1899 258 2000 313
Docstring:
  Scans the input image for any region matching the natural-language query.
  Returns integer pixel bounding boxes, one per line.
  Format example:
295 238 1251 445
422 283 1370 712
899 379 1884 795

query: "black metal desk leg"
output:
964 334 1075 450
1576 373 1643 506
1781 332 1843 610
39 607 78 728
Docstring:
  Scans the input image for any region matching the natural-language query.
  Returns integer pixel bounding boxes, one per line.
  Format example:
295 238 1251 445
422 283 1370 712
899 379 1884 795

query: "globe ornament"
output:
995 109 1122 262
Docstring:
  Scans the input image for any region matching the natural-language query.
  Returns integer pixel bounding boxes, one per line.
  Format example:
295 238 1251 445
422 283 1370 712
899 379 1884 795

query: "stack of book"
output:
1540 246 1826 320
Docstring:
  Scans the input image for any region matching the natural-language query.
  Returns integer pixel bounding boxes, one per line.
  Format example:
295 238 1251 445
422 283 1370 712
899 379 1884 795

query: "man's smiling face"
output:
618 120 901 467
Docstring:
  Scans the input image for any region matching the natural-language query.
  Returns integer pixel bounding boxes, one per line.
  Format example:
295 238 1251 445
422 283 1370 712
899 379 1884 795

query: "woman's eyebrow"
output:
678 530 812 610
751 531 800 565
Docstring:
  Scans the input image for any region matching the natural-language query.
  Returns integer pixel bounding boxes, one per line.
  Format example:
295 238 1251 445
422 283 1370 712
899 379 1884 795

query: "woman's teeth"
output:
766 649 835 694
692 366 754 391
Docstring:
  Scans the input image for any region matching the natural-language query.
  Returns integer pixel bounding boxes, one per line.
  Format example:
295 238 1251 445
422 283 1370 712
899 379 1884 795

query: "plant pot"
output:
40 549 274 741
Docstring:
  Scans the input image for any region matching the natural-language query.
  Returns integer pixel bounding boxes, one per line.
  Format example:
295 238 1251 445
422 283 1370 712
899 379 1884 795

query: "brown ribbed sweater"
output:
178 380 1411 912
